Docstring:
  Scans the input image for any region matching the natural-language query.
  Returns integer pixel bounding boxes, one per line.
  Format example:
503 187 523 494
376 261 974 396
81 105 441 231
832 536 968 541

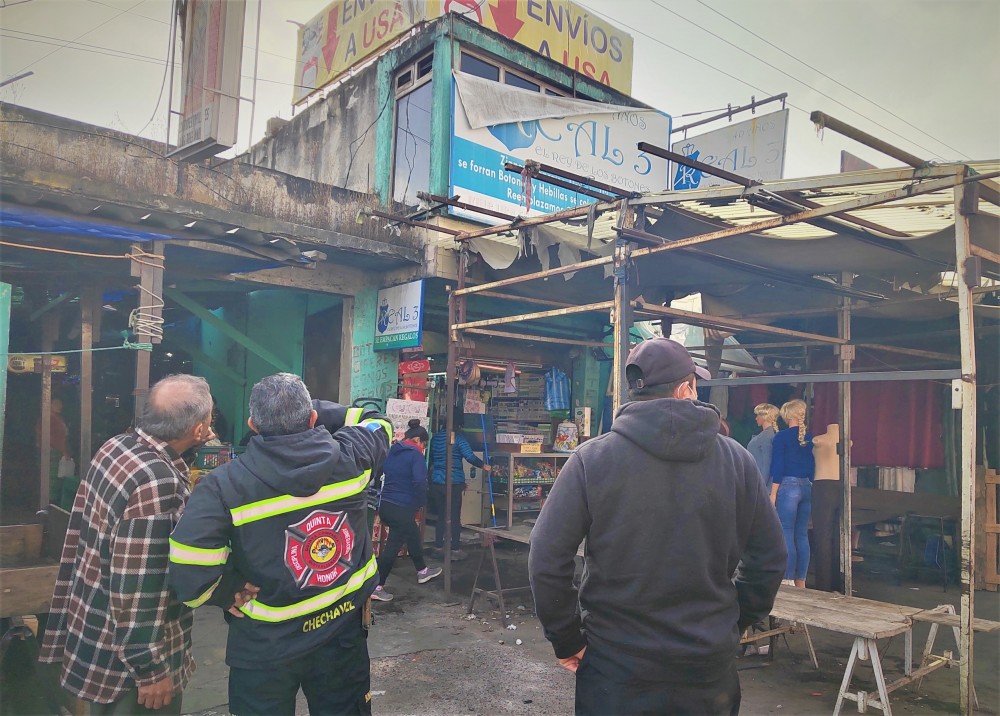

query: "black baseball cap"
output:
626 338 711 388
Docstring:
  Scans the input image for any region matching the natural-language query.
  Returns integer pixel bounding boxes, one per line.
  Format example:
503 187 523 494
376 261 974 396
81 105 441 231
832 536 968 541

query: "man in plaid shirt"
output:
40 374 220 714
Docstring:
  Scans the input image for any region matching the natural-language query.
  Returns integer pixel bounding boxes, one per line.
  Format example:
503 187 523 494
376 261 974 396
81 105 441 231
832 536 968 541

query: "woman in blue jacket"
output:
428 420 492 558
372 420 441 602
770 399 815 588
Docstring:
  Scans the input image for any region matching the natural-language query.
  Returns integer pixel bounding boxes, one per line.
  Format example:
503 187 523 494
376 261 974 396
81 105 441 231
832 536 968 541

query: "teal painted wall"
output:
0 283 10 472
194 292 307 443
350 287 399 404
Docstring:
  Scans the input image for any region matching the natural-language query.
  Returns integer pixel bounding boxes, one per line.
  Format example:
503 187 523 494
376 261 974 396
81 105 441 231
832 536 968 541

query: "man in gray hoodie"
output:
529 338 786 715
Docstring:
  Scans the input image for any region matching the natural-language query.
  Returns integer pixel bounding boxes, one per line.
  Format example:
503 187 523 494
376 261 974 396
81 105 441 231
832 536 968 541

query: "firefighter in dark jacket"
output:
169 373 390 716
528 339 786 716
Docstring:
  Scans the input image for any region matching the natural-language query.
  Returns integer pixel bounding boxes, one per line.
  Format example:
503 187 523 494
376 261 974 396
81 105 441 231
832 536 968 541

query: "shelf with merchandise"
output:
483 452 570 528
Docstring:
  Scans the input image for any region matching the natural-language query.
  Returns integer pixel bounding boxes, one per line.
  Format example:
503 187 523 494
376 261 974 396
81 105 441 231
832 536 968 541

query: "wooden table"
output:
466 524 583 626
770 586 1000 716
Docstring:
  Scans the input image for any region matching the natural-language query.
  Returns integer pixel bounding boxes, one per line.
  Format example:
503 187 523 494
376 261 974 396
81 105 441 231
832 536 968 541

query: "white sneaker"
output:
781 579 796 587
371 585 393 602
417 566 442 584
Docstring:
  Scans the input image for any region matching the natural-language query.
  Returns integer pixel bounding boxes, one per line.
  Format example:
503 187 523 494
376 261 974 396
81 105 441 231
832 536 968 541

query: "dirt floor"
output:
3 531 997 715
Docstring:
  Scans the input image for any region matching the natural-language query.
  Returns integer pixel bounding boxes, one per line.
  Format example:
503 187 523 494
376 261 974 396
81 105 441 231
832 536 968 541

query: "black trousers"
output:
428 483 463 550
376 500 426 584
228 616 371 716
575 644 741 716
811 479 843 593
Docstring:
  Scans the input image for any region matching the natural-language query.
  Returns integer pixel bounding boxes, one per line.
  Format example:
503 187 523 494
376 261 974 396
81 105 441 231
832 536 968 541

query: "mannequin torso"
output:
812 424 840 481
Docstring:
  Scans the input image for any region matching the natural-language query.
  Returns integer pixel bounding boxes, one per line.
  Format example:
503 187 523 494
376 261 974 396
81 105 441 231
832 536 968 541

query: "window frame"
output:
391 51 435 206
458 48 568 97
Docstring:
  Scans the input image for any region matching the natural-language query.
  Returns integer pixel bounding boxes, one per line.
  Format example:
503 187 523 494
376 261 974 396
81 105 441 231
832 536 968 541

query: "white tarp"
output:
454 71 638 129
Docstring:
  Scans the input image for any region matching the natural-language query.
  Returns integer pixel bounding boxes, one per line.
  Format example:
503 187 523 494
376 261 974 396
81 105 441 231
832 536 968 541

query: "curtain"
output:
812 380 944 469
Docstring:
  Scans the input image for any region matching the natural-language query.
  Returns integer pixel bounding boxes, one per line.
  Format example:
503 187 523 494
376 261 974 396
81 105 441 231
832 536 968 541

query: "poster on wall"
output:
374 279 424 351
670 109 789 190
450 79 672 224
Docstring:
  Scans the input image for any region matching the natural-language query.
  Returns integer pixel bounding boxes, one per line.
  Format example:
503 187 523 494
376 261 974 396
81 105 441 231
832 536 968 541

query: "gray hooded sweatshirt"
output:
528 398 786 676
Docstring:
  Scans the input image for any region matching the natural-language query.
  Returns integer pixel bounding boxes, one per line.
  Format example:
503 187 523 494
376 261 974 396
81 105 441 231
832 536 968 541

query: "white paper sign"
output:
385 399 429 440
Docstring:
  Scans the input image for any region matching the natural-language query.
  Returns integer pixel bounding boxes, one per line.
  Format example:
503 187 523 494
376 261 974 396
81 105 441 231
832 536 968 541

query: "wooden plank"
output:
0 524 43 562
911 611 1000 633
0 565 60 618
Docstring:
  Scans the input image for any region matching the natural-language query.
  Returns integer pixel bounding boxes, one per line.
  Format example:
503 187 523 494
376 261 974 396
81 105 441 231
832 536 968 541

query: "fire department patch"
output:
284 510 355 589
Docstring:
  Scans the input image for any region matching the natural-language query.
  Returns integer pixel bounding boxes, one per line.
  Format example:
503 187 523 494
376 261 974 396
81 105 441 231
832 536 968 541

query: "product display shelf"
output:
483 452 570 528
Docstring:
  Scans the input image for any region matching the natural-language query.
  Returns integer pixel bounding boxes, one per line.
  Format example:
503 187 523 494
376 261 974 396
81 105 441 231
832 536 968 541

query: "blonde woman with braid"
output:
747 403 780 490
770 400 814 588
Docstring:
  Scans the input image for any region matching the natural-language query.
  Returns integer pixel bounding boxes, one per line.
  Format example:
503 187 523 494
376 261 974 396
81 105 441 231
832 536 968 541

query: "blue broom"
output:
481 413 497 527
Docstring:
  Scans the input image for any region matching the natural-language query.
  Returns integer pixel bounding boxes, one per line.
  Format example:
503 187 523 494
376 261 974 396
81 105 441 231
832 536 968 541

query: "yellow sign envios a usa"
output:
293 0 634 103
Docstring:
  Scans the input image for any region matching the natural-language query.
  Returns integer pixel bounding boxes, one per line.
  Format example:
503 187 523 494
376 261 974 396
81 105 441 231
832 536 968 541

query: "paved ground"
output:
180 536 1000 716
2 533 995 714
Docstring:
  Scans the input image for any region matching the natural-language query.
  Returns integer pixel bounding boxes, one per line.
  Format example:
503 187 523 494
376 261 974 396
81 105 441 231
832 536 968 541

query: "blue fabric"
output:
776 476 812 580
429 431 483 485
379 441 427 508
746 429 776 490
769 428 815 481
544 367 571 411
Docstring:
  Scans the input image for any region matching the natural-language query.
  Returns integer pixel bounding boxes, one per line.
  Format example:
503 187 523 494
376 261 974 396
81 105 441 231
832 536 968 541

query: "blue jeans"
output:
776 476 812 580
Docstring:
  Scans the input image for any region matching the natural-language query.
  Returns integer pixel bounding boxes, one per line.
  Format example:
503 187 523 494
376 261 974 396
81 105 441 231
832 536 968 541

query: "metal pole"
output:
838 273 854 596
247 0 262 151
612 202 636 415
443 249 469 596
443 288 457 595
39 313 56 509
810 111 927 169
79 286 97 478
954 174 978 715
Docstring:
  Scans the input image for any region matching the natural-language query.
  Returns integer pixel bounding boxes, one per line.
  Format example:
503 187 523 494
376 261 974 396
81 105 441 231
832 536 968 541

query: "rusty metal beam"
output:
417 192 516 222
504 162 617 202
521 161 635 198
453 301 614 331
455 200 620 242
633 301 846 344
456 171 994 299
810 111 928 168
971 244 1000 266
638 141 757 188
463 327 609 348
671 93 788 134
362 208 463 236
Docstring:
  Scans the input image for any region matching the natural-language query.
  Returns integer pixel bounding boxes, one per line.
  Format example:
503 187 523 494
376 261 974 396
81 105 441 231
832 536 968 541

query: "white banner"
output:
670 109 789 190
450 79 672 224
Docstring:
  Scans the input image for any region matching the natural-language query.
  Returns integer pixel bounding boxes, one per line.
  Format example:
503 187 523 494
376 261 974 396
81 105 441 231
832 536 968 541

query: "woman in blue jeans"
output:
770 399 814 588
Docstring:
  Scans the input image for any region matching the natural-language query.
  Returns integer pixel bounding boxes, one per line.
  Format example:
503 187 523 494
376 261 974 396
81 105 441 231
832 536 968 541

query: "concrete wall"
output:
0 103 421 250
245 66 382 195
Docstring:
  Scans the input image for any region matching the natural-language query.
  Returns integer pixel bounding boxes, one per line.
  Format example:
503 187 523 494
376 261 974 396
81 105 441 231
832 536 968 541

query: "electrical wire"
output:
579 0 954 164
134 0 176 139
4 0 146 79
648 0 955 161
691 0 973 160
0 32 315 90
82 0 300 65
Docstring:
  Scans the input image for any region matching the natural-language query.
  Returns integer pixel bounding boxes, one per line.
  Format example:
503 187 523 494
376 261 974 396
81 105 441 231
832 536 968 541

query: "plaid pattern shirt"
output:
39 428 195 704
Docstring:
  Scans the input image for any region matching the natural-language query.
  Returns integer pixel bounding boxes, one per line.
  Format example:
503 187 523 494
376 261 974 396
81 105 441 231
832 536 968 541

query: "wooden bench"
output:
766 587 1000 715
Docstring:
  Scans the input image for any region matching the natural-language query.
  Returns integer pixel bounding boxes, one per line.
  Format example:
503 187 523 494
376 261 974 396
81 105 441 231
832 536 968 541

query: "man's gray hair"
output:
136 374 213 441
249 373 313 437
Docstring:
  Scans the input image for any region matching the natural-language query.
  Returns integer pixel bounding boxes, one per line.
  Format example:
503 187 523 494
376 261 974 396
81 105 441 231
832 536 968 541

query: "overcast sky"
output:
1 0 997 179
